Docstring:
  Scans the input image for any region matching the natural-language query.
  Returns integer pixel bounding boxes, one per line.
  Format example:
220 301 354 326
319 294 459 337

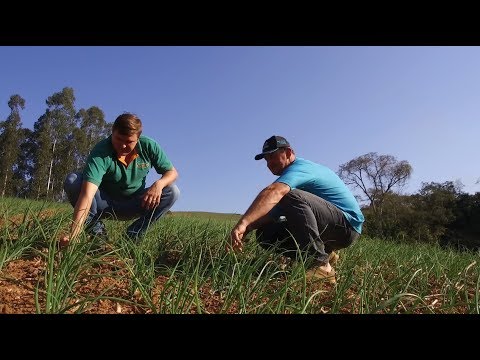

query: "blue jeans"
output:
64 172 180 240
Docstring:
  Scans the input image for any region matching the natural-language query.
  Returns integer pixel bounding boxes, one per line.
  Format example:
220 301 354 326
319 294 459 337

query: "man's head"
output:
112 113 143 136
111 113 143 156
254 136 290 160
254 135 295 175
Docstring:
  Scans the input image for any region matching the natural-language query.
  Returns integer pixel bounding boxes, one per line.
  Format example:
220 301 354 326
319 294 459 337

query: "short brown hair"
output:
112 113 143 136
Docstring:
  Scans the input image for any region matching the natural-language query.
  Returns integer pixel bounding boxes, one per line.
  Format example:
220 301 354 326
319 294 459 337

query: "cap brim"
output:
254 149 277 160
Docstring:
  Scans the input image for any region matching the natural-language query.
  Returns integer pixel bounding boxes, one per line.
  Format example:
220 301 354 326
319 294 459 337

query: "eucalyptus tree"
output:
30 112 54 198
73 106 111 170
30 87 77 200
0 94 26 197
12 128 35 197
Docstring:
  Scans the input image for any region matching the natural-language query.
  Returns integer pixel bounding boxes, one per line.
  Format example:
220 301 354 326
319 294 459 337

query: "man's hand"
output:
142 182 163 210
229 222 249 252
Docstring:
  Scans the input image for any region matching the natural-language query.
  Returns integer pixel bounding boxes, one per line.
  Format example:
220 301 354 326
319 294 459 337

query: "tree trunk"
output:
1 173 7 197
46 157 53 197
46 140 56 196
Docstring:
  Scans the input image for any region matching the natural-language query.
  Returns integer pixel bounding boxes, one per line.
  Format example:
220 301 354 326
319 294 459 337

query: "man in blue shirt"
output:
230 135 364 283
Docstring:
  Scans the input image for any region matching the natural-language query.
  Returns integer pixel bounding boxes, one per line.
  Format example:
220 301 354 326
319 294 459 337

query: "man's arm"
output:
141 167 178 210
230 182 290 251
60 180 98 247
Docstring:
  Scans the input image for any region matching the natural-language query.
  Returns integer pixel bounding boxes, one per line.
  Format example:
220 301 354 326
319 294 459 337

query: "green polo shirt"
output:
83 135 173 198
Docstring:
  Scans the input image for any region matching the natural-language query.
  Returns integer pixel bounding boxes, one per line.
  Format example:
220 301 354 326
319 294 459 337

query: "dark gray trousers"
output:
256 189 359 264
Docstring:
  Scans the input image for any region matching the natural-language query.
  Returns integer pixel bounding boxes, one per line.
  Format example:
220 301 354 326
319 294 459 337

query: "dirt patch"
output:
0 257 45 313
0 209 62 228
0 256 240 314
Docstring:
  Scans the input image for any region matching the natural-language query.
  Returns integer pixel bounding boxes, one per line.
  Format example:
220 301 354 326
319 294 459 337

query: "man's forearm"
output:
70 197 92 240
61 180 98 245
154 168 178 188
237 182 290 230
238 188 282 228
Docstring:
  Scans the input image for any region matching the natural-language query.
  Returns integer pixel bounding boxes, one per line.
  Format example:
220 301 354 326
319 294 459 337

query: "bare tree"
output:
337 152 412 214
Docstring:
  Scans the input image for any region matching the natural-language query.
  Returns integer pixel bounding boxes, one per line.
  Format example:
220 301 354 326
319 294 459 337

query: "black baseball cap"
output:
254 135 290 160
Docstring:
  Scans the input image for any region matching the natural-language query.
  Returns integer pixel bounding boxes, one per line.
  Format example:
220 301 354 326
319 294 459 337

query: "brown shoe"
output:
305 264 336 284
328 251 339 265
278 255 292 270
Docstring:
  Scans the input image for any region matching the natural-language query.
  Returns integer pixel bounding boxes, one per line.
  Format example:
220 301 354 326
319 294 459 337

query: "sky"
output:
0 46 478 214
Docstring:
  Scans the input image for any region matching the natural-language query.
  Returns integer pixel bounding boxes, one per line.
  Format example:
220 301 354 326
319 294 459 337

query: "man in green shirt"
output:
61 113 179 247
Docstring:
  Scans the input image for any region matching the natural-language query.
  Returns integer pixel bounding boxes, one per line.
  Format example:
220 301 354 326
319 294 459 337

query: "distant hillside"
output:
171 211 241 221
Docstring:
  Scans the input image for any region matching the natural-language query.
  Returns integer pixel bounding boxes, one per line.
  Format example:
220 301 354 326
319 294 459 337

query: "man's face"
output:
111 130 139 156
264 148 288 176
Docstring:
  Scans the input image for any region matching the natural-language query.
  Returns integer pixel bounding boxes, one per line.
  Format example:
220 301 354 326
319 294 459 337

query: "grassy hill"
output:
171 211 241 221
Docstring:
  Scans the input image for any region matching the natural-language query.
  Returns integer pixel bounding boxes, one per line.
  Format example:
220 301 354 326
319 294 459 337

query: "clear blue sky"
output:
0 46 478 213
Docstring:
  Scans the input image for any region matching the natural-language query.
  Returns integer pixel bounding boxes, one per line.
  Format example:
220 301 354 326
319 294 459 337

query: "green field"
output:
171 211 241 221
0 197 479 314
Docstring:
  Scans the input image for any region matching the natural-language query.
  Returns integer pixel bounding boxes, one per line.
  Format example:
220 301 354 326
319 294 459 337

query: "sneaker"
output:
125 230 144 243
86 229 109 254
305 263 336 284
328 251 339 265
278 255 292 270
89 227 108 241
87 220 108 240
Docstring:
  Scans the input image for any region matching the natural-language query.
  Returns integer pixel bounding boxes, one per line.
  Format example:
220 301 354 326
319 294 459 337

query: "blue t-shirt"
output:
275 157 364 233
